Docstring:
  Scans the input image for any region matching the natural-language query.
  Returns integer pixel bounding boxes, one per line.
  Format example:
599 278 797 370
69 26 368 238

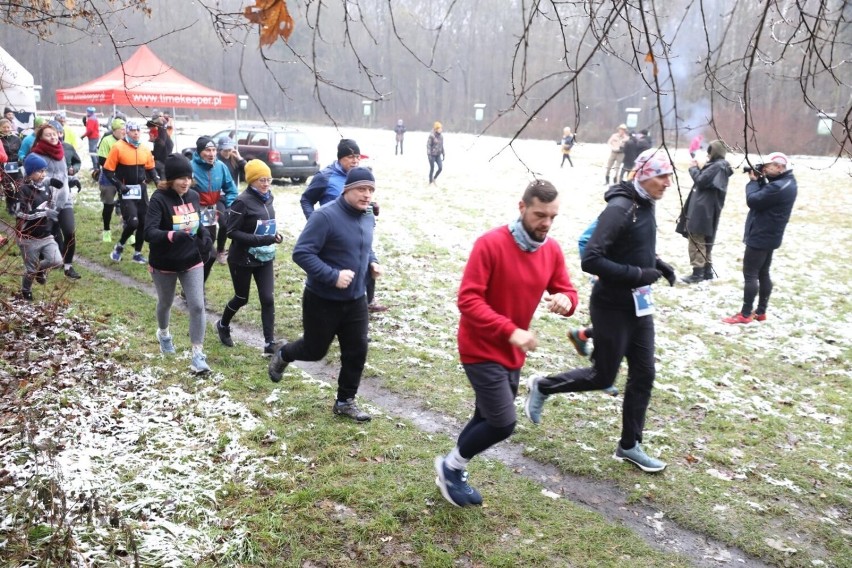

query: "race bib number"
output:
254 218 277 236
124 184 142 200
4 162 19 173
200 205 218 227
171 202 201 235
632 285 654 317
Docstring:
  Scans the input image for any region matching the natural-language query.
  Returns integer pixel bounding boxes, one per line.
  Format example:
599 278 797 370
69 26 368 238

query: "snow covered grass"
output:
1 120 849 566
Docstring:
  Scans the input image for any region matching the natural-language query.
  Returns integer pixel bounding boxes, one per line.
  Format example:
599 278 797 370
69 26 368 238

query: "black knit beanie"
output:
337 139 360 160
165 153 194 181
196 136 216 154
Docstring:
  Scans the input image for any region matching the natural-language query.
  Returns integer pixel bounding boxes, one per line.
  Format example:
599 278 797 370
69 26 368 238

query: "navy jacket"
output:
744 170 797 250
299 161 347 219
293 196 378 302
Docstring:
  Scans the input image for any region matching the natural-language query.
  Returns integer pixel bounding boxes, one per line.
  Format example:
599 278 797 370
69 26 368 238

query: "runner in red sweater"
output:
434 179 578 507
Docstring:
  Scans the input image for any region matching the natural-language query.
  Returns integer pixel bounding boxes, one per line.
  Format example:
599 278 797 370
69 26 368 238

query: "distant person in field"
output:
394 119 406 155
688 134 704 158
434 180 578 508
560 127 575 167
722 152 797 324
676 139 733 283
525 149 677 474
1 118 23 214
427 121 444 184
81 106 100 172
619 129 651 181
604 124 629 185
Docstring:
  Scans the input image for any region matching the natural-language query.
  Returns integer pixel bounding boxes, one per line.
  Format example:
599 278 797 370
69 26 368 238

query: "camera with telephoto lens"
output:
742 163 765 174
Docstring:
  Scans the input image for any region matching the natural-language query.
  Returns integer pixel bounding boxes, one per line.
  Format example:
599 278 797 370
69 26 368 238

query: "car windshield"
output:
275 132 313 149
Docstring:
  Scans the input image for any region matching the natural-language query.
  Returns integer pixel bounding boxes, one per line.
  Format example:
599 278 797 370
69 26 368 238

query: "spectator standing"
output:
104 120 160 264
215 136 246 264
81 107 100 172
722 152 797 324
688 134 704 158
560 127 576 168
216 160 282 355
604 124 629 185
524 148 678 474
427 122 444 184
394 119 406 155
619 130 651 181
15 154 64 300
147 116 174 181
96 119 126 242
1 118 23 214
433 180 578 507
144 153 212 374
676 140 733 283
268 167 383 422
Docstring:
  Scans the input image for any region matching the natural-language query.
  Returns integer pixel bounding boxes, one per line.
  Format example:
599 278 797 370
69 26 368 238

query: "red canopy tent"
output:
55 45 236 110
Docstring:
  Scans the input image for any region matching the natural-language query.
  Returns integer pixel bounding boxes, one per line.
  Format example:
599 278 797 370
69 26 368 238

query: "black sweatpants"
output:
537 303 656 450
55 207 76 265
221 261 276 343
741 246 774 317
281 289 369 402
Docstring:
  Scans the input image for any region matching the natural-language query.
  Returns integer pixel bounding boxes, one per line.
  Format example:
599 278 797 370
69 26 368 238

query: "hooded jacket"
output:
743 169 797 250
190 153 238 208
299 160 347 219
582 181 659 310
144 186 212 272
677 146 733 238
16 180 56 239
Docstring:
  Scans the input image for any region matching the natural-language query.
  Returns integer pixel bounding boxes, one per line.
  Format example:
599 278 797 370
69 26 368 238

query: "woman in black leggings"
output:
215 160 282 355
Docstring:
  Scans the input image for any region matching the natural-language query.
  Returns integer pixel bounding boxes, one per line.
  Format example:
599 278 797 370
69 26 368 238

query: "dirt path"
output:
76 255 769 568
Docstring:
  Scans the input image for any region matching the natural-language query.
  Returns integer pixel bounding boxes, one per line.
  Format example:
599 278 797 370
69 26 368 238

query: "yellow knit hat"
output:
245 159 272 186
434 121 442 130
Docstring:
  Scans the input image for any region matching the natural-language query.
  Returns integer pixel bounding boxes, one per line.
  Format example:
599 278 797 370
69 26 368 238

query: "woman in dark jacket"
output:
144 153 213 375
1 118 23 214
215 159 282 355
676 139 733 282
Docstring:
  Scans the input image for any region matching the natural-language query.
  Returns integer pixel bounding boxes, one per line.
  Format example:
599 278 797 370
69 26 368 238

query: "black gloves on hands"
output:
117 182 129 195
49 178 64 189
636 267 663 286
656 258 677 286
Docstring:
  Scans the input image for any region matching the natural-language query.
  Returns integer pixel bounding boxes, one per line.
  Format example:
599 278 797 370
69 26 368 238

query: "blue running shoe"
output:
157 331 175 355
524 375 548 425
433 456 482 507
614 443 666 473
190 351 211 375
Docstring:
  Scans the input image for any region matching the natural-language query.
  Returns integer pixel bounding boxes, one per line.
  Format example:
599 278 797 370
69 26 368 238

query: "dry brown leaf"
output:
244 0 295 46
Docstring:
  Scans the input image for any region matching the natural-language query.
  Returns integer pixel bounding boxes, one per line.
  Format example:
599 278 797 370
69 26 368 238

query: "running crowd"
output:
0 109 798 508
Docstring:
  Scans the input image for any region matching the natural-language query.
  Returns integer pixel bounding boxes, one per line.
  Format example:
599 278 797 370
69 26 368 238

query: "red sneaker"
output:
754 313 767 322
722 313 753 324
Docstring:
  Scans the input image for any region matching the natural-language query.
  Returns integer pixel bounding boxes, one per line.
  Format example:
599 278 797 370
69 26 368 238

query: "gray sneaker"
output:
614 443 667 473
157 331 175 355
267 342 288 382
190 351 211 375
332 398 371 422
524 375 548 425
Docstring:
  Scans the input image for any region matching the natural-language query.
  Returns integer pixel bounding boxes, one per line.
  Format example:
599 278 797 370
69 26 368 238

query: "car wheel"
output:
290 176 307 184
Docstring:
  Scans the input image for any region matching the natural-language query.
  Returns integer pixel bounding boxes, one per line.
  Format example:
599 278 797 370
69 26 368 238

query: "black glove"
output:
49 178 64 189
635 267 662 286
172 230 193 242
656 258 676 287
68 178 82 191
117 182 129 195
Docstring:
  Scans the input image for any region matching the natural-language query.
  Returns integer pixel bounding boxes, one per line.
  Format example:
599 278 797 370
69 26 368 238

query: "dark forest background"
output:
1 0 849 154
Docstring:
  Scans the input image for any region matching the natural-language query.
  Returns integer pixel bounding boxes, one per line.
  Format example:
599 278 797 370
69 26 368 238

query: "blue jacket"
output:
300 161 347 219
744 169 797 250
293 196 378 302
18 133 35 162
191 153 238 207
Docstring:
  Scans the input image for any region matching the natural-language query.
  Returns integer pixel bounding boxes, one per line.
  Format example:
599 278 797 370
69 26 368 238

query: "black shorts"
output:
463 362 520 428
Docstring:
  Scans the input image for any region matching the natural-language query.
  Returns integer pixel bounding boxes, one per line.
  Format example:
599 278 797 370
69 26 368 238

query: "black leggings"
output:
54 207 76 265
538 303 656 451
216 201 228 253
741 246 774 317
102 203 115 231
118 199 147 253
221 261 276 343
203 225 218 282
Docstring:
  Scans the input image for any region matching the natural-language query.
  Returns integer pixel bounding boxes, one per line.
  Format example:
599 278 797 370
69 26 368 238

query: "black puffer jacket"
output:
582 181 659 310
226 187 279 267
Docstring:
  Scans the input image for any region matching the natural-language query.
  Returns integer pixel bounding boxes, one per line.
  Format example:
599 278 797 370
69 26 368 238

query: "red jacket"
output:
457 226 578 369
83 116 100 140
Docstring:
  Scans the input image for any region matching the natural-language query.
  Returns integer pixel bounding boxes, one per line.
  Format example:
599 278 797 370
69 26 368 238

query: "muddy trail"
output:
77 256 769 568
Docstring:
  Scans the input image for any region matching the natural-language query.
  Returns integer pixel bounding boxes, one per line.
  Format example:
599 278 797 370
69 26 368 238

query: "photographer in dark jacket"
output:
145 153 213 375
215 160 282 356
525 148 677 474
723 152 797 324
676 139 733 282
